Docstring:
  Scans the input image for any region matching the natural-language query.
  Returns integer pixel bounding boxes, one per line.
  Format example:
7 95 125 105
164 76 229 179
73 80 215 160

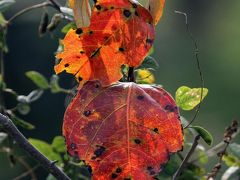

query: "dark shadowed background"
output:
1 0 239 179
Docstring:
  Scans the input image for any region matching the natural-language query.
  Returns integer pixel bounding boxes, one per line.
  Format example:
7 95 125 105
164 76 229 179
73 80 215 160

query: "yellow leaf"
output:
145 0 165 26
136 69 155 84
69 0 91 27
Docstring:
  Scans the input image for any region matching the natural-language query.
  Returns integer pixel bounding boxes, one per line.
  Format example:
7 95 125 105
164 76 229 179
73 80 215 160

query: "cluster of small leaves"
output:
29 136 91 180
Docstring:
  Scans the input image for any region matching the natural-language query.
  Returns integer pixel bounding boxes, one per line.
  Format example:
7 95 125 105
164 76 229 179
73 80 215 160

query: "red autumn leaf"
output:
55 0 155 87
63 81 183 179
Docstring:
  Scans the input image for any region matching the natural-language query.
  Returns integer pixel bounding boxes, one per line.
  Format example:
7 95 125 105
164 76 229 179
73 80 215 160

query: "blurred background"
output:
0 0 239 179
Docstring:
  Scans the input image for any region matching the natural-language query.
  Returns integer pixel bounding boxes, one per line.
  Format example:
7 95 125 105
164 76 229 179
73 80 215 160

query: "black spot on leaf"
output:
137 95 144 100
132 3 137 8
123 9 132 18
94 146 106 157
64 63 69 67
111 173 118 179
153 128 159 133
76 28 83 34
83 110 91 117
146 38 154 44
116 167 122 173
70 143 77 150
78 77 83 82
119 47 125 52
135 11 139 17
134 138 141 144
164 105 177 112
95 5 102 10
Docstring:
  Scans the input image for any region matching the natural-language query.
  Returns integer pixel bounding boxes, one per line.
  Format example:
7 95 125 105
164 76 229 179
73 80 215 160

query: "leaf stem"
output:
0 113 71 180
127 67 135 82
172 135 201 180
174 11 205 129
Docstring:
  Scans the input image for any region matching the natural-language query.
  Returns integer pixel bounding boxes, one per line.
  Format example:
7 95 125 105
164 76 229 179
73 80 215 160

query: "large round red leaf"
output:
55 0 155 87
63 81 183 179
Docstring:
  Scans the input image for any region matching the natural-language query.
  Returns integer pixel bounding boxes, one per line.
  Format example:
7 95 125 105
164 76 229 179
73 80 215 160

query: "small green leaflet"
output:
25 71 49 89
190 126 213 146
29 138 62 165
175 86 208 111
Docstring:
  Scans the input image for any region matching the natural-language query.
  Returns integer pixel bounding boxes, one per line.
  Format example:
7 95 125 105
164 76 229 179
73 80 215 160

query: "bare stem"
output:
172 135 201 180
7 2 52 25
0 113 70 180
174 11 205 129
127 67 135 82
207 120 238 179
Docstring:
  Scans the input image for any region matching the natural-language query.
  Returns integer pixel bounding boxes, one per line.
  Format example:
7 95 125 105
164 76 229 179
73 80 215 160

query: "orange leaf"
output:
63 81 183 179
55 0 155 87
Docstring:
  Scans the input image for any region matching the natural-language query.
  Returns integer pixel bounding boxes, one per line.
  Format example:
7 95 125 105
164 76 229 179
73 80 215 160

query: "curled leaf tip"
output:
69 0 91 27
145 0 165 26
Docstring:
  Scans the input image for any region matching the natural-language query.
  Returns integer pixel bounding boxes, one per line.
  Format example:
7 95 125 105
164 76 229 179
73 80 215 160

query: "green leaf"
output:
0 0 15 12
0 132 7 144
0 74 6 89
135 69 155 84
223 154 240 167
229 143 240 159
190 126 213 146
138 56 159 70
17 103 31 115
25 71 49 89
0 17 8 52
46 174 57 180
11 115 35 130
196 145 208 164
29 138 62 164
51 136 66 154
175 86 208 111
50 75 62 93
61 22 76 34
0 12 7 26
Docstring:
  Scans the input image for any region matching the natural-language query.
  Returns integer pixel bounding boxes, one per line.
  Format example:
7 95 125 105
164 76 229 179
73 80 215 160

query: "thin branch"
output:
190 129 239 163
7 2 52 25
172 135 201 180
13 164 39 180
0 113 70 180
48 0 61 11
207 120 238 179
174 11 205 129
13 156 39 180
